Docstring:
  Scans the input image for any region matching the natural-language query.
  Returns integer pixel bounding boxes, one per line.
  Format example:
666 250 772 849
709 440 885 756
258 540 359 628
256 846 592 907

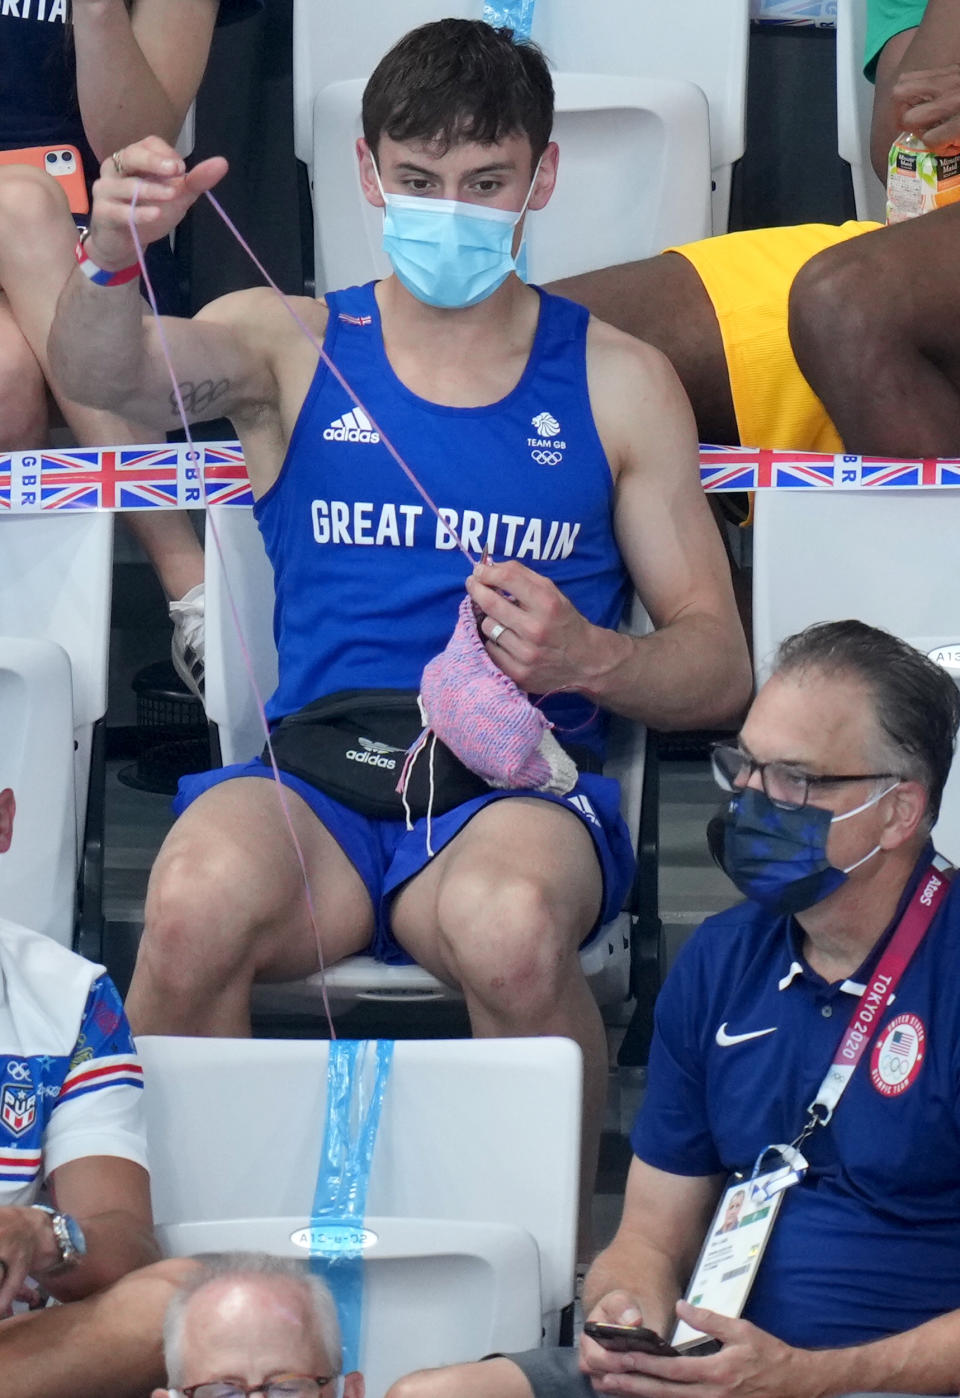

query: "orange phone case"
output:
0 145 88 215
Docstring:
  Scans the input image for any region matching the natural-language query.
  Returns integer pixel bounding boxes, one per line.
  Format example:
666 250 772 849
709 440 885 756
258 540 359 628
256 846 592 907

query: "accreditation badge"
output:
671 1145 807 1351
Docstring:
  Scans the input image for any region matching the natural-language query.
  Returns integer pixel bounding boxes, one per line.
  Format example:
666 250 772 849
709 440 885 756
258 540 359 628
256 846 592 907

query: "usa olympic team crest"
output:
870 1013 926 1096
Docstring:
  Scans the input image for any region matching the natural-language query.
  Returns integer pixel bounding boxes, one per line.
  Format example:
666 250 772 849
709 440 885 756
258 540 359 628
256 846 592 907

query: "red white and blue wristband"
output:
74 232 140 287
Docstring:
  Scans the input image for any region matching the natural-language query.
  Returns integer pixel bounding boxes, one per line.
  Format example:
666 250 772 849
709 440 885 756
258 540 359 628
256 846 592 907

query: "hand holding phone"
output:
583 1321 678 1356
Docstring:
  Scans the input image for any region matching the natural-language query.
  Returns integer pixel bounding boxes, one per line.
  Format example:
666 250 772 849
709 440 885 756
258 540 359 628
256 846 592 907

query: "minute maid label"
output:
887 133 960 223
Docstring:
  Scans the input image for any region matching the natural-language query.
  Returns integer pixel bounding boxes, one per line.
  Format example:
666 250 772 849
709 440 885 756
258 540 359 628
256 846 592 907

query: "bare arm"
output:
48 138 279 479
578 1163 960 1398
72 0 221 159
583 1158 722 1330
0 1158 157 1311
580 1295 960 1398
42 1155 158 1302
871 0 960 177
467 332 751 730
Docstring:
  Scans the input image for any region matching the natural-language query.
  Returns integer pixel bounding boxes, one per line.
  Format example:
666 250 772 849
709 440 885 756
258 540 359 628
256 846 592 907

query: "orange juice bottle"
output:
887 131 960 223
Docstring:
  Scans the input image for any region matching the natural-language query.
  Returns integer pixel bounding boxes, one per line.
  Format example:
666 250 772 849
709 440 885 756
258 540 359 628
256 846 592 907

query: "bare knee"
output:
141 840 265 995
437 872 582 1021
0 165 71 245
385 1375 435 1398
789 242 881 373
386 1359 532 1398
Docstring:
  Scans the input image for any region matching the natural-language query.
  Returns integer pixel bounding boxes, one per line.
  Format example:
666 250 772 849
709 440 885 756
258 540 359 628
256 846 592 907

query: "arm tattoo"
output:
172 378 231 416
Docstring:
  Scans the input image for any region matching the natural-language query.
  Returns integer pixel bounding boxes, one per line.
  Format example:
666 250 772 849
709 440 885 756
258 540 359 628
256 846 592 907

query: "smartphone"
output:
0 145 88 214
583 1322 678 1356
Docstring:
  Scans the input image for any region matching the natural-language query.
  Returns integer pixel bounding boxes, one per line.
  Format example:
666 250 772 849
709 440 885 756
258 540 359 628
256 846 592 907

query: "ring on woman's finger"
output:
111 149 126 177
489 622 506 644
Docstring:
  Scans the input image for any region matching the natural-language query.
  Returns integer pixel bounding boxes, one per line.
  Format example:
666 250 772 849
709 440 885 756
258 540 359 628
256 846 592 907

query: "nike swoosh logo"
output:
715 1022 778 1047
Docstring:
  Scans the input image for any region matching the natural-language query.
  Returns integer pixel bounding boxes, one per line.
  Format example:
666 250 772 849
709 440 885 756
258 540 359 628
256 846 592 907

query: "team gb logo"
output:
531 411 561 438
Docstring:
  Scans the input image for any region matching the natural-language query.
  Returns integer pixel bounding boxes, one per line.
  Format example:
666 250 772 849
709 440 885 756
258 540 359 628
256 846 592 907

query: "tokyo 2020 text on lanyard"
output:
672 856 954 1352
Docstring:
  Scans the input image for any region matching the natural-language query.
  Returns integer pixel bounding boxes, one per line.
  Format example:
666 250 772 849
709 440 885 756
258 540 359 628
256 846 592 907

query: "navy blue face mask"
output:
707 784 895 916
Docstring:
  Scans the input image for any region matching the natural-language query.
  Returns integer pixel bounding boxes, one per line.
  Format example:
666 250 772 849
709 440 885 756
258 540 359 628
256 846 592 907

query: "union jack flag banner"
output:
699 444 960 492
2 442 960 513
0 444 253 513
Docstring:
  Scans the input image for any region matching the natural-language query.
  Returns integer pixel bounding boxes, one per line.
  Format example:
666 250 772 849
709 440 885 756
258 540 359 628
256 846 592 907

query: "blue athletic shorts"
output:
173 760 635 964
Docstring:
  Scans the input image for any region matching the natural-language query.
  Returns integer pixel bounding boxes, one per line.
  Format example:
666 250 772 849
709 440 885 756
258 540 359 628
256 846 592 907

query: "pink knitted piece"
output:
416 594 578 794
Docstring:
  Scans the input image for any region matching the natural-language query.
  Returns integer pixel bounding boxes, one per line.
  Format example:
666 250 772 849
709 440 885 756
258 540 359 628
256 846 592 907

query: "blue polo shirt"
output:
631 845 960 1349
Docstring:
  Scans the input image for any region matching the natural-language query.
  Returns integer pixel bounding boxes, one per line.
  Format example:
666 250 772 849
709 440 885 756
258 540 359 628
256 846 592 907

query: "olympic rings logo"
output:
6 1060 31 1081
531 450 563 466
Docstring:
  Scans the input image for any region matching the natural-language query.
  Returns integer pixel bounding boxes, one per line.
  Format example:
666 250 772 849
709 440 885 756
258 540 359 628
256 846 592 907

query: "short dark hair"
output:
362 19 554 165
775 619 960 828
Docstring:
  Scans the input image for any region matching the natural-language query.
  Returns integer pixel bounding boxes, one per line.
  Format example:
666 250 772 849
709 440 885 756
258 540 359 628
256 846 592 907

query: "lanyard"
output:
794 856 953 1149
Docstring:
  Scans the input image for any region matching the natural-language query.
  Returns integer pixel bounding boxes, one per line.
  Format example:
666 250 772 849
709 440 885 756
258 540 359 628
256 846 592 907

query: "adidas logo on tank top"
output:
323 407 380 445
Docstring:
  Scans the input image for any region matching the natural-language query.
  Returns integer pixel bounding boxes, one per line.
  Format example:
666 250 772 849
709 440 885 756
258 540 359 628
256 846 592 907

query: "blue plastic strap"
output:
482 0 536 39
309 1040 394 1374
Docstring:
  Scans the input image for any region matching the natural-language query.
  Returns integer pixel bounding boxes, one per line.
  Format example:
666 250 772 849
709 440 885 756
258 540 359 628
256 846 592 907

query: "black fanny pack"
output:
264 688 601 821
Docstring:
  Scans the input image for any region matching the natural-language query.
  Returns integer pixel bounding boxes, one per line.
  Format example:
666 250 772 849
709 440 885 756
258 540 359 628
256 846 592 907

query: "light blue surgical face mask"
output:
373 159 541 309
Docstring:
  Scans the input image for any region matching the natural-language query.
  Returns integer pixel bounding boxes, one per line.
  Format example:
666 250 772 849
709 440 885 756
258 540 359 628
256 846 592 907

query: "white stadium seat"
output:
137 1034 581 1393
753 488 960 863
0 639 75 943
837 0 887 224
0 513 113 947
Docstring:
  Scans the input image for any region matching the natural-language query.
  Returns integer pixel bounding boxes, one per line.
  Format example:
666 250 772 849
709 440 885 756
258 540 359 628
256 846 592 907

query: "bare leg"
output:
393 799 607 1252
0 1258 194 1398
125 778 374 1036
547 253 738 444
0 164 203 596
385 1359 536 1398
0 296 48 448
789 206 960 456
125 511 204 602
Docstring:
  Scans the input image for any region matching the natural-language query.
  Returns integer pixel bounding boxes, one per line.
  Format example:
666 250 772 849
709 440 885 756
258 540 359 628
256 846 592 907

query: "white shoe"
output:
169 582 205 699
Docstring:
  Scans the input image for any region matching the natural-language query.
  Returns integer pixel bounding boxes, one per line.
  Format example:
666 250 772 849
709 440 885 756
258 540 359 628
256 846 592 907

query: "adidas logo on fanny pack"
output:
345 735 404 771
323 407 380 444
346 748 397 770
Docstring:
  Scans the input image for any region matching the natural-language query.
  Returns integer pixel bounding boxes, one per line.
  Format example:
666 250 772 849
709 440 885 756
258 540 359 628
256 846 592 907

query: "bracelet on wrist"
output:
74 231 140 288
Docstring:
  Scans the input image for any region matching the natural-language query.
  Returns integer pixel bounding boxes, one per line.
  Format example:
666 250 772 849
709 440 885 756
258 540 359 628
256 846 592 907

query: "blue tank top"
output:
256 282 630 758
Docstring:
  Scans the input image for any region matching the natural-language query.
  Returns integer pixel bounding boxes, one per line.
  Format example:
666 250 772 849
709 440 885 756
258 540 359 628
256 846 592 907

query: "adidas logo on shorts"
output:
323 407 380 444
568 793 599 826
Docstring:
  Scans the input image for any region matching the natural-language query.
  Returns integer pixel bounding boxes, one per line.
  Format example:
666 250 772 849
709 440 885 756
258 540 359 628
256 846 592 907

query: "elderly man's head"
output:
710 620 960 915
155 1253 363 1398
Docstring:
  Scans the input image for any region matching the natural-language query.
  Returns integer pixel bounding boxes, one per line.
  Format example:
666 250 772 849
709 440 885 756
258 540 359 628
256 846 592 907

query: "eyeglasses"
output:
180 1377 335 1398
710 742 901 811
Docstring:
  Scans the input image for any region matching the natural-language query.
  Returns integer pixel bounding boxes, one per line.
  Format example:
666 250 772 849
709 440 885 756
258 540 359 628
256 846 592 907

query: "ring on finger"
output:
489 621 506 644
111 149 126 177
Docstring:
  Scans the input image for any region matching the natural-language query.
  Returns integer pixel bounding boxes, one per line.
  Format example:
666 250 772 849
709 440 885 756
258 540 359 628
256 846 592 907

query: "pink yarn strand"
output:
128 183 338 1039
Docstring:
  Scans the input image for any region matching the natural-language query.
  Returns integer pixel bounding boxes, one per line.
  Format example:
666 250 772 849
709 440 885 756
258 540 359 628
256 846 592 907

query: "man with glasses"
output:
390 619 960 1398
156 1252 362 1398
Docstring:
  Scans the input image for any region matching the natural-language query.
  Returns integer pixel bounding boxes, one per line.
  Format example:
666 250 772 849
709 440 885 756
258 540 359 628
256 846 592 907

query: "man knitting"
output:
49 19 750 1209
